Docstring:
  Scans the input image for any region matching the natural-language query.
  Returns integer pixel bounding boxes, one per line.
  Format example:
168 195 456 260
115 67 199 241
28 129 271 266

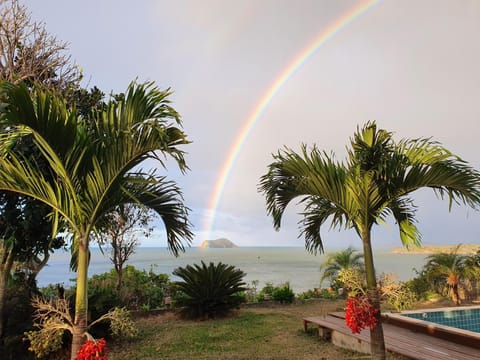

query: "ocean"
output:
37 247 428 293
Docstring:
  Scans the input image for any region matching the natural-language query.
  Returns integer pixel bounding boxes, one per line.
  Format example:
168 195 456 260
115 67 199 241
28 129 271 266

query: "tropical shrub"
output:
84 266 170 318
257 282 276 301
272 282 295 303
256 282 296 303
172 261 247 319
405 270 431 300
297 288 337 301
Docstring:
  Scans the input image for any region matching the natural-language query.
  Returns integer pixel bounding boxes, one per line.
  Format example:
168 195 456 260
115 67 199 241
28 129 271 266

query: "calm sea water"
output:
37 247 428 293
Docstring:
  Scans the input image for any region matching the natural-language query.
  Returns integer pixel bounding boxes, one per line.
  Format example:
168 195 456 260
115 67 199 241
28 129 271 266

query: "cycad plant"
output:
173 261 247 319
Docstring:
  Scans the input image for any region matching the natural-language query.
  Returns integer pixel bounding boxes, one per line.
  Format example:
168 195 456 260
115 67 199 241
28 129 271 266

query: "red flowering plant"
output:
75 337 108 360
338 269 379 334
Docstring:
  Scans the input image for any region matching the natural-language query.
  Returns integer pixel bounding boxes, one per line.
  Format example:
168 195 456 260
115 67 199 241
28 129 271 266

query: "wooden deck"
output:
303 313 479 360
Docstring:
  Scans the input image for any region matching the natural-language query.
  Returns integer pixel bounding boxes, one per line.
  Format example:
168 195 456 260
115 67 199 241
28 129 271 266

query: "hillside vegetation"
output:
391 244 480 254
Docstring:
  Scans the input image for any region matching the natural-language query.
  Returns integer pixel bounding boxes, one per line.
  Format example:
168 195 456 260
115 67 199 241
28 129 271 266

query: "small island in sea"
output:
200 238 238 249
391 243 480 255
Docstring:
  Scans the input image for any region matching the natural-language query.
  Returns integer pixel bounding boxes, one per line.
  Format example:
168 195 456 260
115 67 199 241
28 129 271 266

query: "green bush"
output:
272 282 295 303
257 282 275 301
61 265 170 320
117 265 170 309
87 275 119 319
257 282 295 303
405 270 432 300
172 261 247 319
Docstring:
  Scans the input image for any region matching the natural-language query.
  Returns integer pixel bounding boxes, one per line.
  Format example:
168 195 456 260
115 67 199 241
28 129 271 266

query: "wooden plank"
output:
303 315 479 360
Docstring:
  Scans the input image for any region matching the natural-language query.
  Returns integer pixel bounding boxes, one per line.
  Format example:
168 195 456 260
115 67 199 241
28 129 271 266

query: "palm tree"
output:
320 246 364 288
258 121 480 359
0 81 193 359
465 250 480 300
424 245 469 305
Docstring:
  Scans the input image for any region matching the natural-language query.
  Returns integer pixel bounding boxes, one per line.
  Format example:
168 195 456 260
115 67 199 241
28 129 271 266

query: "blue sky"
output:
23 0 480 249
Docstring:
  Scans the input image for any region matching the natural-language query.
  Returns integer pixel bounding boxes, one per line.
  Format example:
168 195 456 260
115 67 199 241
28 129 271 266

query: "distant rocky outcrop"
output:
200 238 238 248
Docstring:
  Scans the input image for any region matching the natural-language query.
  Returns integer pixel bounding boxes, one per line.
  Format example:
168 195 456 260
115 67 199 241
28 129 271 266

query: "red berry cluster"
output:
344 295 379 334
75 338 108 360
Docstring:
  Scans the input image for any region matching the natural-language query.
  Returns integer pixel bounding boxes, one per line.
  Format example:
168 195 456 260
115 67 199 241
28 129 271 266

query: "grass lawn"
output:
108 299 409 360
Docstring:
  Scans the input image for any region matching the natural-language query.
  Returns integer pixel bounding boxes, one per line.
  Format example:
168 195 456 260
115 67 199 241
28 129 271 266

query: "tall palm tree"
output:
0 81 193 359
258 122 480 359
424 245 469 305
320 246 364 288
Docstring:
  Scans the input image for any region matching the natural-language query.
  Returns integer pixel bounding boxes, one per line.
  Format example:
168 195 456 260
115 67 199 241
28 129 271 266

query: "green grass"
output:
108 300 409 360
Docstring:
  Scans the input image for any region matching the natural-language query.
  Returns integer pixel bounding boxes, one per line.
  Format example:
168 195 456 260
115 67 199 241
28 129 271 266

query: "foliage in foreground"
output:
173 261 247 319
0 80 193 358
24 296 137 359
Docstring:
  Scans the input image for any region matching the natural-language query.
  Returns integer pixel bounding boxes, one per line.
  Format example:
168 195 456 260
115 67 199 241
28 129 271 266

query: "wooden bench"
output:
303 314 480 360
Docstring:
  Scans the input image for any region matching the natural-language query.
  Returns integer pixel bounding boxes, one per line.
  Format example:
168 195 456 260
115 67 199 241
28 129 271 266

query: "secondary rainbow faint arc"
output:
203 0 381 239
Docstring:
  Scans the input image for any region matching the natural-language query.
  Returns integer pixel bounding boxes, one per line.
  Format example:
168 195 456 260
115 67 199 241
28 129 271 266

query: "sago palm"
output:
173 261 247 319
0 81 193 359
320 246 364 288
258 121 480 359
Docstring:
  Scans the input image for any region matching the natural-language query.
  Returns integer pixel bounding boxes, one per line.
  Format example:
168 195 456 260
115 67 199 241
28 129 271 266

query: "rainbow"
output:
202 0 381 239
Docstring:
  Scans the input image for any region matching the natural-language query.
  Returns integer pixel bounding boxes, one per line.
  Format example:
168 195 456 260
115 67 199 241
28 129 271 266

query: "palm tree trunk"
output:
452 284 461 306
71 237 89 360
362 230 386 360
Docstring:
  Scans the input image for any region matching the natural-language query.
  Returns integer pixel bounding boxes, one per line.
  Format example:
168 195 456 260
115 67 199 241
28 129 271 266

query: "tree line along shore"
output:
391 244 480 254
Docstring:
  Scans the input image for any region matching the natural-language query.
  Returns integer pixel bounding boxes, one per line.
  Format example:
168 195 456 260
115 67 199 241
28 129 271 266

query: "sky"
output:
23 0 480 250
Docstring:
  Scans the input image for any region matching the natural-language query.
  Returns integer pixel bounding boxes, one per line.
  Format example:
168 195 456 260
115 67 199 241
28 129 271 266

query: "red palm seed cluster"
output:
75 338 108 360
344 295 379 333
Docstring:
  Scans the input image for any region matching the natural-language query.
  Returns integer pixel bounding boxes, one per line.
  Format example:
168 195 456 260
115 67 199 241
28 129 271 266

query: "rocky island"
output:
200 238 238 249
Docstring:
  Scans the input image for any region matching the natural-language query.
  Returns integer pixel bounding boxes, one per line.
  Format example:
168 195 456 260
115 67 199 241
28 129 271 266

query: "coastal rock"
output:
200 238 238 248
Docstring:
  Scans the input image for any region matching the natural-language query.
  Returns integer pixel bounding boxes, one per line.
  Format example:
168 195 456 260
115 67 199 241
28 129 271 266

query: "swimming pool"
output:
383 305 480 349
403 307 480 332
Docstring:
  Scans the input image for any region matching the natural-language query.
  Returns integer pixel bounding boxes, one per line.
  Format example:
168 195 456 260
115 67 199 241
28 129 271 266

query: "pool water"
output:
404 308 480 333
